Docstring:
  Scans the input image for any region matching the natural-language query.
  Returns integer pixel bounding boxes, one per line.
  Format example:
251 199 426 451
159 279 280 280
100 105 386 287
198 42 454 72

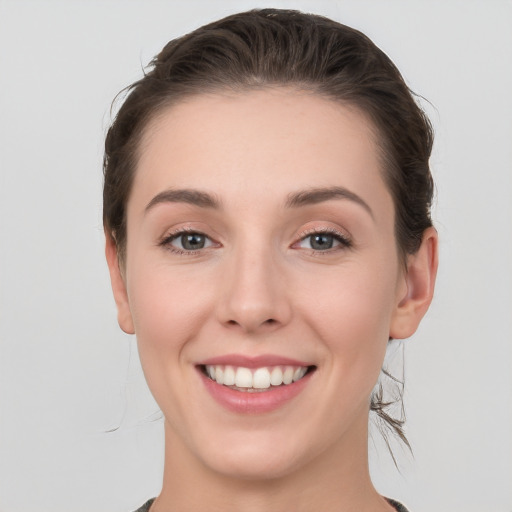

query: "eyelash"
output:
159 227 352 255
159 228 216 255
294 227 352 254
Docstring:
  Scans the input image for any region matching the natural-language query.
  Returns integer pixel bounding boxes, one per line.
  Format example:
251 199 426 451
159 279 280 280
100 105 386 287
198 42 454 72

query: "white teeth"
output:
253 368 271 389
293 367 307 382
283 366 294 385
215 366 224 385
235 367 253 388
223 365 236 386
204 364 310 389
270 367 283 386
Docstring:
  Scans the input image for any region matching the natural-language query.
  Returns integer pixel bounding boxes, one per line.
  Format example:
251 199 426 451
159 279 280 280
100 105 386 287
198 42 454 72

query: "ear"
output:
105 232 135 335
390 227 438 339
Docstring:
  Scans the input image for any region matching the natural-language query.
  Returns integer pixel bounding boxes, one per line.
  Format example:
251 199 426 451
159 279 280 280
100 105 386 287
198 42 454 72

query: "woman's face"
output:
113 89 415 478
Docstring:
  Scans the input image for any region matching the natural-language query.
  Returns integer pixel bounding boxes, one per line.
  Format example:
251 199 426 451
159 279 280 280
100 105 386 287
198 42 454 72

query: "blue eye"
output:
309 234 335 250
297 232 350 251
163 232 214 252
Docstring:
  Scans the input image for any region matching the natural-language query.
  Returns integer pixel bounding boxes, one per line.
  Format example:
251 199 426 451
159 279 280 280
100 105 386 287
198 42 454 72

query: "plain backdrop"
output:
0 1 511 511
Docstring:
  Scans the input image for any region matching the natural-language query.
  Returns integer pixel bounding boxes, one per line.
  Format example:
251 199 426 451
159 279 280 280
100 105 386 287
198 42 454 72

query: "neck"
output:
153 414 393 512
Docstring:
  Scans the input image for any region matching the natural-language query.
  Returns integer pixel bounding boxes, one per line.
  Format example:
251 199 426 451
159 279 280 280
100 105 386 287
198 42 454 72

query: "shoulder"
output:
132 498 156 512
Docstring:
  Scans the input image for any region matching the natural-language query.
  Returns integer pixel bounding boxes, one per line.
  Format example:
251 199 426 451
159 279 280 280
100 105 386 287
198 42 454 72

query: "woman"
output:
103 9 438 512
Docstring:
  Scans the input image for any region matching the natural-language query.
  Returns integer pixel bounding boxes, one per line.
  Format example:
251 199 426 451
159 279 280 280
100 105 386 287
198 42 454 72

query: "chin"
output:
208 451 300 481
196 430 307 481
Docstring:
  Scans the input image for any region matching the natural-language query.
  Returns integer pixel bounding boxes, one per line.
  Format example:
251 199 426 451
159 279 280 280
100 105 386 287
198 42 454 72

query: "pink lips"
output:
199 354 311 368
197 354 314 414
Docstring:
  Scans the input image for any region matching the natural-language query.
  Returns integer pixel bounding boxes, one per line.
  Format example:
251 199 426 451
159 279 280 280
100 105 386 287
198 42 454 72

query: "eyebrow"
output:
144 186 373 218
145 188 220 213
285 186 374 218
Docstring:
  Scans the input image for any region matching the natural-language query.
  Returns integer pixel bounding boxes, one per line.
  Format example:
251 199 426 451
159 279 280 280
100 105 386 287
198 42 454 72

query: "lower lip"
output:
198 368 313 414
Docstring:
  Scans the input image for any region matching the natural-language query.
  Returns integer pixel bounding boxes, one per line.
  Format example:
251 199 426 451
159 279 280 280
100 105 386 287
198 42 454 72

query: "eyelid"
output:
158 227 220 255
157 224 351 255
293 225 353 251
296 225 351 241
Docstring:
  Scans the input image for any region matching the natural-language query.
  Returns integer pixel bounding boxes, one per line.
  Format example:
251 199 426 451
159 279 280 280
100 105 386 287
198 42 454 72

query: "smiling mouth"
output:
200 364 316 392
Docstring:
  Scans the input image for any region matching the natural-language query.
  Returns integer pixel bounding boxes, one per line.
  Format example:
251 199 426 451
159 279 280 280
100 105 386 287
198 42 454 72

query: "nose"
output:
216 243 292 334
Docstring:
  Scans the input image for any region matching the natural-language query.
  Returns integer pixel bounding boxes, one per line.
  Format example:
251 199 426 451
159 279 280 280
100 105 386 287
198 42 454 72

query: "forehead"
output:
132 88 391 213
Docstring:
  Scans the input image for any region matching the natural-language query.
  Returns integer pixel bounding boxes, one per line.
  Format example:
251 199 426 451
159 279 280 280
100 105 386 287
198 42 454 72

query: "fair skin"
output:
106 89 437 512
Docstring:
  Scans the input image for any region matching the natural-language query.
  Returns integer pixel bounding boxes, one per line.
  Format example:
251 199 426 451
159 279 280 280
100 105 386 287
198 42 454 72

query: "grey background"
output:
1 1 511 511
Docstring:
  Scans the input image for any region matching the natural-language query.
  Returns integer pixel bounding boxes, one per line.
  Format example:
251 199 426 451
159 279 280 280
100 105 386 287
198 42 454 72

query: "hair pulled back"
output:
104 8 433 259
103 8 434 450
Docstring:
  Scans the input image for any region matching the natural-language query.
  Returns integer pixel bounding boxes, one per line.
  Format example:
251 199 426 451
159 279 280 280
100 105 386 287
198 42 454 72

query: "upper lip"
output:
197 354 312 368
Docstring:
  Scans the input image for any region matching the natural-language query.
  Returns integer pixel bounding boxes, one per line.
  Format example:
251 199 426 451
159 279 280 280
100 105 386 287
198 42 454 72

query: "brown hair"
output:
103 8 434 450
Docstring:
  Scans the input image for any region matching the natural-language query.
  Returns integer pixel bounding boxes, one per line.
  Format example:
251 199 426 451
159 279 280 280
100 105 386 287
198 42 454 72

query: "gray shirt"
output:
133 497 410 511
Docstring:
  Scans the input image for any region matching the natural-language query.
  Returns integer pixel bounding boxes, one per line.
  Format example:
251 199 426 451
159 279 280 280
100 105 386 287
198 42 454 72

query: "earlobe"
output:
390 227 438 339
105 233 135 335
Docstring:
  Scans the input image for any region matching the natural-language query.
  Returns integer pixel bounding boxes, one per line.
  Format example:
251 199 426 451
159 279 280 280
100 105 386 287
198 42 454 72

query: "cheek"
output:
126 261 217 364
124 262 222 427
297 260 398 381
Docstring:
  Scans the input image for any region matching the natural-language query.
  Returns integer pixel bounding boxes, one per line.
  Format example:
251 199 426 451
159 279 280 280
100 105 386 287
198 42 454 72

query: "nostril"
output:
222 313 284 332
225 318 277 328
